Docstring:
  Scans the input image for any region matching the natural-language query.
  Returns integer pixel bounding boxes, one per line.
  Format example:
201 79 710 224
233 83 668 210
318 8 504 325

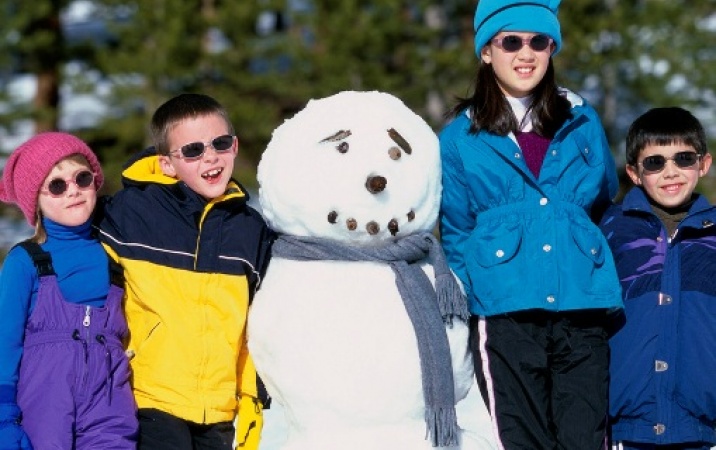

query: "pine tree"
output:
0 1 67 134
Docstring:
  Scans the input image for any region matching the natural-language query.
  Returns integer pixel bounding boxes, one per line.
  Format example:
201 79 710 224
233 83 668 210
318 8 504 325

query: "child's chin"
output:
200 183 230 200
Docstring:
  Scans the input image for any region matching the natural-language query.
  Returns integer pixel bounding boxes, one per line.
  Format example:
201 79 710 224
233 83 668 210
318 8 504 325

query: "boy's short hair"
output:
150 93 235 156
626 107 708 166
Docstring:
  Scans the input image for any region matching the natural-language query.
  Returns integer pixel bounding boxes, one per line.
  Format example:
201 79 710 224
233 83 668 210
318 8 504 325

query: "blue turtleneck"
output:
0 217 110 405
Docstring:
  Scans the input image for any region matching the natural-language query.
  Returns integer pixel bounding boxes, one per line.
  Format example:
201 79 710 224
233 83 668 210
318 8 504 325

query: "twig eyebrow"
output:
320 130 352 143
388 128 412 154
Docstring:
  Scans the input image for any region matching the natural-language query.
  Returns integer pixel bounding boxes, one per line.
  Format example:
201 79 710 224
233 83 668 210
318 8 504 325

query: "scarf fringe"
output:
424 405 460 447
435 273 470 325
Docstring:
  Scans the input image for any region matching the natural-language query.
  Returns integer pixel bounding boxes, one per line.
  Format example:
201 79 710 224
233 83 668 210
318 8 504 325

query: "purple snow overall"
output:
16 242 138 449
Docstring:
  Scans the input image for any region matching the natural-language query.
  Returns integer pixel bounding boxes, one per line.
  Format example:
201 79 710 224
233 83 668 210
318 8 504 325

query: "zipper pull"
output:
83 306 91 327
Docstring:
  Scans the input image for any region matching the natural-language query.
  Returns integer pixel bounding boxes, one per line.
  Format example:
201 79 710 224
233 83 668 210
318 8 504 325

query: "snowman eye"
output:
388 128 411 155
388 146 401 160
336 142 349 153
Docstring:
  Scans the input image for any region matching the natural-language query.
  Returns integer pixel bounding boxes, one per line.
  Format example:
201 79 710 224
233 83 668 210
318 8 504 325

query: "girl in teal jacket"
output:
439 1 623 449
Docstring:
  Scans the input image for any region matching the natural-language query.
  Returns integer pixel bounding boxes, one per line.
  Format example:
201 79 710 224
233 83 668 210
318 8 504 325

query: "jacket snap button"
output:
658 293 672 305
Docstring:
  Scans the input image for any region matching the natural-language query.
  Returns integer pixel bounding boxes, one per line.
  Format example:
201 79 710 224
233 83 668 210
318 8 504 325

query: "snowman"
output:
249 91 495 450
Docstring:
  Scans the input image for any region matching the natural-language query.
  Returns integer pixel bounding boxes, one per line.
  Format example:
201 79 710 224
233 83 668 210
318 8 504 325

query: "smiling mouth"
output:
202 168 223 180
516 67 534 75
662 184 682 193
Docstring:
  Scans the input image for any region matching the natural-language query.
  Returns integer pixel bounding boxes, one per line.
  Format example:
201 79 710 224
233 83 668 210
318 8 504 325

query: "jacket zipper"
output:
82 306 91 386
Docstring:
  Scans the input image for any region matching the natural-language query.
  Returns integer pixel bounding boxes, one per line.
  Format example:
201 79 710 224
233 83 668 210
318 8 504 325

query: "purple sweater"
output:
515 131 551 178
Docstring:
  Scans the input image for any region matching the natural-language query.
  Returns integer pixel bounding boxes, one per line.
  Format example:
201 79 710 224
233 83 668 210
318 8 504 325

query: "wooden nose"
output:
365 175 387 194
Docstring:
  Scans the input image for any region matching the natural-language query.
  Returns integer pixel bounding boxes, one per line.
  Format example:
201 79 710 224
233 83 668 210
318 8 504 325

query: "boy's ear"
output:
626 164 641 186
699 153 712 177
158 155 177 178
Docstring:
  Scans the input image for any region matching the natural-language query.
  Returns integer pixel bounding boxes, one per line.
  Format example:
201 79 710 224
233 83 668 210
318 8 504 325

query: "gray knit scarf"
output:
271 231 469 447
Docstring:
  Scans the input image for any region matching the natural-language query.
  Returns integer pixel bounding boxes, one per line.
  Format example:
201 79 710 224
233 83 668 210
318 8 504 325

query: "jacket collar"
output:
120 147 248 220
472 92 588 185
622 186 716 230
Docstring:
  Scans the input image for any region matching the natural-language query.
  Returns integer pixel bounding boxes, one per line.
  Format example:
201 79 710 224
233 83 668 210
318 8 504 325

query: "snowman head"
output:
258 91 441 246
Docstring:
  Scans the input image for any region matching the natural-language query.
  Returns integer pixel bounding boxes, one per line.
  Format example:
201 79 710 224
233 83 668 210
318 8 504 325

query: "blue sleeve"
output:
0 402 33 450
581 103 619 222
438 124 476 300
0 247 34 407
593 114 619 202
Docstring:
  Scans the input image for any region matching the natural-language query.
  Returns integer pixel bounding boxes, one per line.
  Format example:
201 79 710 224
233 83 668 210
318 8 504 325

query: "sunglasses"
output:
170 134 235 160
491 34 553 52
639 151 701 173
41 170 95 196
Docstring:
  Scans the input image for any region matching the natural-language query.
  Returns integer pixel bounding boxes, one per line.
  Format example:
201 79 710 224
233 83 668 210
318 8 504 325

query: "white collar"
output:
506 95 533 132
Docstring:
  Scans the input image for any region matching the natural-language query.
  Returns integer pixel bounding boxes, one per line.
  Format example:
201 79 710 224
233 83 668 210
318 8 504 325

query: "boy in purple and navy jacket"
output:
599 107 716 450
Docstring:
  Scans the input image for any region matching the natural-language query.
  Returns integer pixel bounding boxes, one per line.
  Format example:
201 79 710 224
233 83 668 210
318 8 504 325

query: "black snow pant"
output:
470 309 611 450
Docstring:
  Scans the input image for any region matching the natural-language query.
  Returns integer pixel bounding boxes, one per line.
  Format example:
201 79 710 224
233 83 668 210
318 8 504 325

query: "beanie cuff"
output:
474 1 562 55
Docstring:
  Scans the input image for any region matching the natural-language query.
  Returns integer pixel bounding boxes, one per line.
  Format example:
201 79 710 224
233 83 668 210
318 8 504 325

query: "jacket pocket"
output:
466 221 523 304
570 221 605 265
132 320 161 361
572 131 602 167
568 220 616 297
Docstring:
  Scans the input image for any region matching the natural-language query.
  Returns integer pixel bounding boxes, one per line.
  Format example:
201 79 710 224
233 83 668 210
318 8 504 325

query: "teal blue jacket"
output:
439 92 623 316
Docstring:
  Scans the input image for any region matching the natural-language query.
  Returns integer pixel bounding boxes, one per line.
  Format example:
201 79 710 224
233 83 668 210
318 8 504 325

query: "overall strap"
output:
16 240 55 277
16 239 124 287
109 258 125 288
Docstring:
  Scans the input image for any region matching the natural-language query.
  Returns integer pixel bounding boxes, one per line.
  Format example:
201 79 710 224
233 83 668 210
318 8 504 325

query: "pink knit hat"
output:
0 132 104 226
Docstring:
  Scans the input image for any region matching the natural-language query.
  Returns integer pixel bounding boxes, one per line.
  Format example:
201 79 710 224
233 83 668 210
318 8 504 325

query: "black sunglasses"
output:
42 170 95 196
639 151 701 173
491 34 553 52
170 134 235 160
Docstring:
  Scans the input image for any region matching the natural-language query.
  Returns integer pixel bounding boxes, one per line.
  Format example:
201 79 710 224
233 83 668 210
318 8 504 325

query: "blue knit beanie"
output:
474 0 562 56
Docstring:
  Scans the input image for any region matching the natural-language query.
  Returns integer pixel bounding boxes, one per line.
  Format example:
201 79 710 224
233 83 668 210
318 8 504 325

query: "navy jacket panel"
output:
600 187 716 445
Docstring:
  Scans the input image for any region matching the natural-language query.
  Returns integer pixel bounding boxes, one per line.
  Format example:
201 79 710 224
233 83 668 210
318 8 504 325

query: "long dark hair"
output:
450 59 572 138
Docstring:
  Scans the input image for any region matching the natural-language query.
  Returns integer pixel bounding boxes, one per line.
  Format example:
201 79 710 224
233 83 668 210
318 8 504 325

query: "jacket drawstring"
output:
95 334 112 405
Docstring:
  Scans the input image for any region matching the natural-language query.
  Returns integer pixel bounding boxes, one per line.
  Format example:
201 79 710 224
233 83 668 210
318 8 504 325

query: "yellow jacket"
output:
96 149 272 447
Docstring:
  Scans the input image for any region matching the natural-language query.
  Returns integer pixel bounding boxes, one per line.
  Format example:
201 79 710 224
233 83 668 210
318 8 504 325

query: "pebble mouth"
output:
326 210 415 236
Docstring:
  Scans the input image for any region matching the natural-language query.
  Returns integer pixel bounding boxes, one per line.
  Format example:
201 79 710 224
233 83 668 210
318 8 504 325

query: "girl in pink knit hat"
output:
0 132 138 449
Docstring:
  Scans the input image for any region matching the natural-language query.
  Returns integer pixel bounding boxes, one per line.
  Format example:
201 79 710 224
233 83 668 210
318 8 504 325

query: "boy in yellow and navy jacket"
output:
95 93 273 450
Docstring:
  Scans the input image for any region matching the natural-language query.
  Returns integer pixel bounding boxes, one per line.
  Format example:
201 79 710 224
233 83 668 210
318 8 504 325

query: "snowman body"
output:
249 91 493 450
250 258 473 449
